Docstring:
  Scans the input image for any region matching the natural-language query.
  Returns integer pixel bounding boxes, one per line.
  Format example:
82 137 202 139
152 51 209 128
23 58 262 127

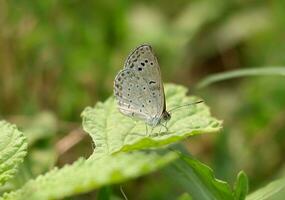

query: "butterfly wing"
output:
114 68 161 124
123 44 166 120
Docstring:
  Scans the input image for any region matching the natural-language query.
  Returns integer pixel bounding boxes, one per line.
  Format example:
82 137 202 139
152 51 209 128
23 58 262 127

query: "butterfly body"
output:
114 44 170 127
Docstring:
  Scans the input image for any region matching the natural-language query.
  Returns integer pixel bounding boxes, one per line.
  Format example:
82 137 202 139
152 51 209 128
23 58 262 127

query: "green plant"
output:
0 84 284 200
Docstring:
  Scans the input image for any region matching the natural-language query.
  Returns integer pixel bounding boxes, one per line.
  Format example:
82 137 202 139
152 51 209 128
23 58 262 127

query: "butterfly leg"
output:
149 126 155 136
158 125 163 134
165 121 169 132
145 124 149 136
159 122 169 134
163 123 169 132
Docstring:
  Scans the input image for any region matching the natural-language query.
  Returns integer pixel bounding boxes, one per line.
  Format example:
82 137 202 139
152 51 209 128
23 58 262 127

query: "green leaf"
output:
197 67 285 88
169 152 249 200
246 178 285 200
0 121 27 186
170 152 235 200
234 171 249 200
82 84 222 158
1 151 177 200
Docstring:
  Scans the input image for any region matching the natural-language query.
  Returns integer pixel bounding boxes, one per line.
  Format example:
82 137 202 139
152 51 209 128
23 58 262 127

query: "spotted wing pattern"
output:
114 44 166 125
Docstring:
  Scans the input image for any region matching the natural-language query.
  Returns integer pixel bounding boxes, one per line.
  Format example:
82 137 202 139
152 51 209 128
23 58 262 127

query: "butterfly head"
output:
161 111 171 123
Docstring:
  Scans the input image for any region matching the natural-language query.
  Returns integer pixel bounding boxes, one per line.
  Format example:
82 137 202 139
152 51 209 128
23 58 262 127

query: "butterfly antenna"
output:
169 100 204 113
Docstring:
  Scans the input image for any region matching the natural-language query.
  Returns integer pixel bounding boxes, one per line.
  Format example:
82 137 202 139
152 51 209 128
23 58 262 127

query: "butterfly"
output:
114 44 171 128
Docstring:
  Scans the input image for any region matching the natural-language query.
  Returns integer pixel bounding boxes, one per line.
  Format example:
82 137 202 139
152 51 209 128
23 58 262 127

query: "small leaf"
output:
246 177 285 200
82 84 222 157
1 151 177 200
0 121 27 186
169 152 234 200
234 171 249 200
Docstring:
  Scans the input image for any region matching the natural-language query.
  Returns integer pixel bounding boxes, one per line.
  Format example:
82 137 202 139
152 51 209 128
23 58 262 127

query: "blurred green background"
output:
1 0 285 199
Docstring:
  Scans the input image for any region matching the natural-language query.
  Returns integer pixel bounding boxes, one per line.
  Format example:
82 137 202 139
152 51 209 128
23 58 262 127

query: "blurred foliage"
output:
0 0 285 199
246 177 285 200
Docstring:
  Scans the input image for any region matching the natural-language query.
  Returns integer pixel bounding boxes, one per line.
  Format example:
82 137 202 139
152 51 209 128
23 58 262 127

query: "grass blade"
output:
197 67 285 88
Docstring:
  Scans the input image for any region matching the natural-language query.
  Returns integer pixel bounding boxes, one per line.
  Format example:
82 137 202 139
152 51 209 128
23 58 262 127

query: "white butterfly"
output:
114 44 171 127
